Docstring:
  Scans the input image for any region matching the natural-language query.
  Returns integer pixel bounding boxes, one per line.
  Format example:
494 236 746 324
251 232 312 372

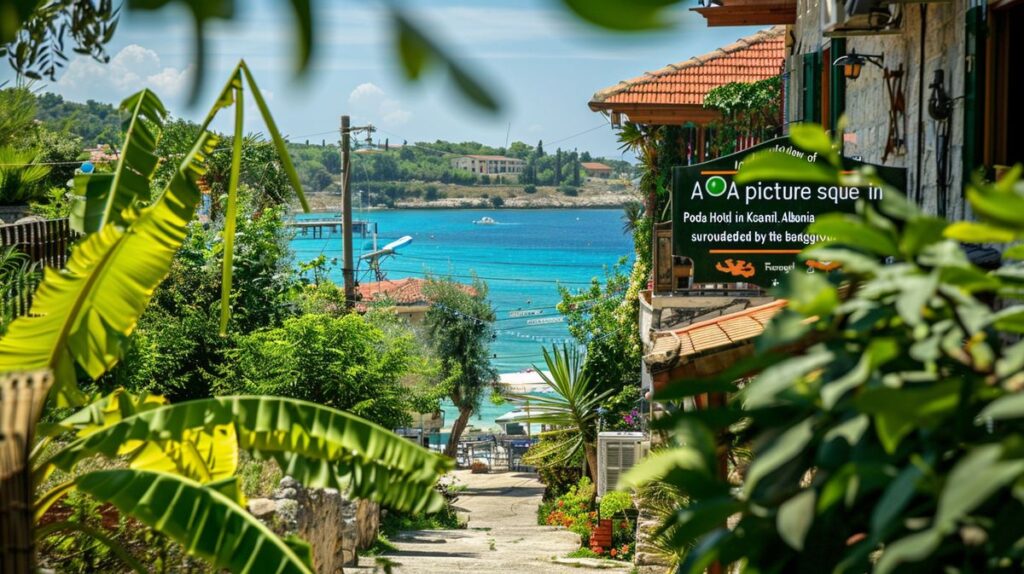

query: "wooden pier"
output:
286 218 373 238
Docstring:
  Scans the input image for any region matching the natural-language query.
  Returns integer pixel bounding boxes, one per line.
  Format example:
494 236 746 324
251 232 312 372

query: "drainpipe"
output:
915 4 928 205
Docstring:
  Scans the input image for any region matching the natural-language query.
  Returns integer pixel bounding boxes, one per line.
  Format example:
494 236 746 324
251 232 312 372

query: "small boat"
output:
474 216 497 225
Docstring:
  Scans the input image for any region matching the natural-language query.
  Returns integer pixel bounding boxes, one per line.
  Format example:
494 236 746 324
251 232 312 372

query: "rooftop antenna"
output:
358 235 413 282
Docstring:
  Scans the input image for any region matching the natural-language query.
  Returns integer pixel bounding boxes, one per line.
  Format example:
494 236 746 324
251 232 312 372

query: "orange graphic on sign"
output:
715 258 756 278
805 260 841 272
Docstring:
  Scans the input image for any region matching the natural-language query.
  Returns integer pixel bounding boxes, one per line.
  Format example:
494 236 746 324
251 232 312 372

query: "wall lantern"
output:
832 50 885 80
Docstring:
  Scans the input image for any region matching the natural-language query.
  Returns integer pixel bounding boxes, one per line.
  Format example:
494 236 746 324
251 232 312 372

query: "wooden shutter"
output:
963 5 986 178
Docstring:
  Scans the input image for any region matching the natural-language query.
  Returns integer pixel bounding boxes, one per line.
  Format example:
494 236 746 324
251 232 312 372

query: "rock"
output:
248 498 277 519
251 477 380 573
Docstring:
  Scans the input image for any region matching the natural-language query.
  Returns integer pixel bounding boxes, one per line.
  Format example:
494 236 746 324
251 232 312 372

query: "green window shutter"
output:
829 39 847 132
963 6 986 179
803 52 822 124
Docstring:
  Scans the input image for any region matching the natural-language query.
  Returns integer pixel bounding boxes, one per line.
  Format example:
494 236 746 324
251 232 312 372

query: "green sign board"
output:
672 137 906 288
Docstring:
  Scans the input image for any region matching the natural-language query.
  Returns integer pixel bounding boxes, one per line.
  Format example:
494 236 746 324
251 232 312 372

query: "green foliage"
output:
422 277 497 453
599 490 633 518
514 345 613 478
539 476 596 543
0 145 51 204
71 89 166 234
74 469 315 573
535 455 583 501
32 91 123 147
0 131 217 406
703 77 782 158
625 126 1024 573
218 312 434 430
113 198 298 401
0 245 38 331
27 187 71 219
557 258 639 397
0 85 37 144
523 184 537 194
0 0 118 80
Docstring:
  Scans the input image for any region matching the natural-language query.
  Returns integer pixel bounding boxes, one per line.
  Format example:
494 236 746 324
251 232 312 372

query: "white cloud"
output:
349 82 386 105
348 83 411 127
57 44 192 103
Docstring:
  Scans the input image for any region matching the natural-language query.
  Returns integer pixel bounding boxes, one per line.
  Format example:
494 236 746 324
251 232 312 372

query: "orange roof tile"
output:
590 26 785 109
645 299 787 366
581 162 612 171
357 277 476 310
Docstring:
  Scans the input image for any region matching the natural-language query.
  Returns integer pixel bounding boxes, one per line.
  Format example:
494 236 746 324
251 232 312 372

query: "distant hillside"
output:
33 92 122 147
287 139 635 203
25 90 635 207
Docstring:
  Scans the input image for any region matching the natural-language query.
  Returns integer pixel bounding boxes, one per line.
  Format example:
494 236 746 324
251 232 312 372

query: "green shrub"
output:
599 490 633 519
218 313 419 429
541 476 595 544
490 196 504 208
558 184 578 196
523 184 537 194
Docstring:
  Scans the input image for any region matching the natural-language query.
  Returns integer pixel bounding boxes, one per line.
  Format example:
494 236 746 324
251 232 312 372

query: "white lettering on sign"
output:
508 309 544 318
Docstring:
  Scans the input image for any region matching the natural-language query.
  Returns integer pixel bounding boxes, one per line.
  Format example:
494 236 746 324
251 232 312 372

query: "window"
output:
966 0 1024 178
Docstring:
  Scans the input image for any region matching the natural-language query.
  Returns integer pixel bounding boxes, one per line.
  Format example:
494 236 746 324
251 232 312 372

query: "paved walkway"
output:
349 470 627 573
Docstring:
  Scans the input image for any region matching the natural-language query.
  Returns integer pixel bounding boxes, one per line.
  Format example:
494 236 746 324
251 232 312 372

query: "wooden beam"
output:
652 344 755 395
589 103 721 126
692 4 796 26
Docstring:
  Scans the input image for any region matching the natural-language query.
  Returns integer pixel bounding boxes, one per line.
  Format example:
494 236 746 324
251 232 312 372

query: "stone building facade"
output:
786 0 1021 219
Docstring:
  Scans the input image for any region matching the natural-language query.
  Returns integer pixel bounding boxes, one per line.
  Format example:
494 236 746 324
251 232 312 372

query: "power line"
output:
383 267 595 286
545 121 612 146
400 254 615 271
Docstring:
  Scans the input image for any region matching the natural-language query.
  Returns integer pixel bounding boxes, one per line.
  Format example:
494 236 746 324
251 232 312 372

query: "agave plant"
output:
511 344 613 478
0 79 450 573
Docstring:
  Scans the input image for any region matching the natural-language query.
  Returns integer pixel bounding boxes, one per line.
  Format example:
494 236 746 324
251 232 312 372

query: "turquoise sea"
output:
289 208 633 434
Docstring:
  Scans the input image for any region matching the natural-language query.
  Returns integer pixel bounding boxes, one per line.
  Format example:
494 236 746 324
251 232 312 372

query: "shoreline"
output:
296 194 635 213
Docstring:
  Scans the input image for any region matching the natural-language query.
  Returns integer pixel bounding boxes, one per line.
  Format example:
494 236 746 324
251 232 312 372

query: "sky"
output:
2 0 761 159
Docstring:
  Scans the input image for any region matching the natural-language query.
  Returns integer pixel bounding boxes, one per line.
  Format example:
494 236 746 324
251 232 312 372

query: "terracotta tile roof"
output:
581 162 612 171
645 299 787 366
357 277 476 310
359 278 429 306
590 26 785 109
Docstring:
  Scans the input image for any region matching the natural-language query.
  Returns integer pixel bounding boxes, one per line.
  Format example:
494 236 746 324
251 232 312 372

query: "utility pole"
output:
340 115 375 310
341 115 354 309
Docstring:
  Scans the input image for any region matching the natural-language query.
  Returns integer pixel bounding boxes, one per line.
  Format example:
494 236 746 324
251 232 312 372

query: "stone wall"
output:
792 0 970 220
249 477 381 573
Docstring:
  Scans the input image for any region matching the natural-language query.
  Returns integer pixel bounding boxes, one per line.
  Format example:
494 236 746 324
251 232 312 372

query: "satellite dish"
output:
360 235 413 260
382 235 413 252
358 235 413 282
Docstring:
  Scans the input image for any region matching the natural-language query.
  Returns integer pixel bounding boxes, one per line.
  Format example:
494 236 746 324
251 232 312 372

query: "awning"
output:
646 299 788 393
497 370 555 394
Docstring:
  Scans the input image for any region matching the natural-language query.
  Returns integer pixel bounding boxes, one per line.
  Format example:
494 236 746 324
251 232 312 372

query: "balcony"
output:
692 0 797 27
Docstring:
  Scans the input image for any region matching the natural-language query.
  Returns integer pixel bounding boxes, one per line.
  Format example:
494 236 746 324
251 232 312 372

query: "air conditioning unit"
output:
597 432 650 497
822 0 896 34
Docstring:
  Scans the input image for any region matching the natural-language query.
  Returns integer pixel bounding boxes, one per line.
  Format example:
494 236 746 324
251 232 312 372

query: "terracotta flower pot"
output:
589 519 613 552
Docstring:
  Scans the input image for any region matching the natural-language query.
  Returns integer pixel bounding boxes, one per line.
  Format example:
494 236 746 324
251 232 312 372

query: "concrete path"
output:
349 470 628 574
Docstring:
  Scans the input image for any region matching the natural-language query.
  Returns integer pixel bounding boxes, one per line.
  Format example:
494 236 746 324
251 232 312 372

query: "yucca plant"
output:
511 344 613 479
0 79 450 573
